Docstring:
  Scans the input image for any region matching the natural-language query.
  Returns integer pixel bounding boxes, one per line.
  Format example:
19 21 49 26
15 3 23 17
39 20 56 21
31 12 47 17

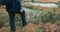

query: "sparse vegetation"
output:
0 3 60 32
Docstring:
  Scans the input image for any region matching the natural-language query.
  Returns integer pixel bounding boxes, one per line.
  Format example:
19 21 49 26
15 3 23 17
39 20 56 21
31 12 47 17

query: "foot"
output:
22 23 28 27
9 31 16 32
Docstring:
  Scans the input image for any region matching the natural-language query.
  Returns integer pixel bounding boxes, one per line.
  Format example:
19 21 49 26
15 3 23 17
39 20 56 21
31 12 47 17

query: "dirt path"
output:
0 24 60 32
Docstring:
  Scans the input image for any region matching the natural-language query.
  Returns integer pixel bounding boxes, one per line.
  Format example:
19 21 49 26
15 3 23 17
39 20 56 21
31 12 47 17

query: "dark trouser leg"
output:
20 11 27 27
8 13 16 32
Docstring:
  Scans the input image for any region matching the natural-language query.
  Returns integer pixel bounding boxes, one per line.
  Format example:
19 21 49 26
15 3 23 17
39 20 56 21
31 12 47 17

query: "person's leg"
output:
13 9 27 27
8 12 16 32
20 10 27 27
